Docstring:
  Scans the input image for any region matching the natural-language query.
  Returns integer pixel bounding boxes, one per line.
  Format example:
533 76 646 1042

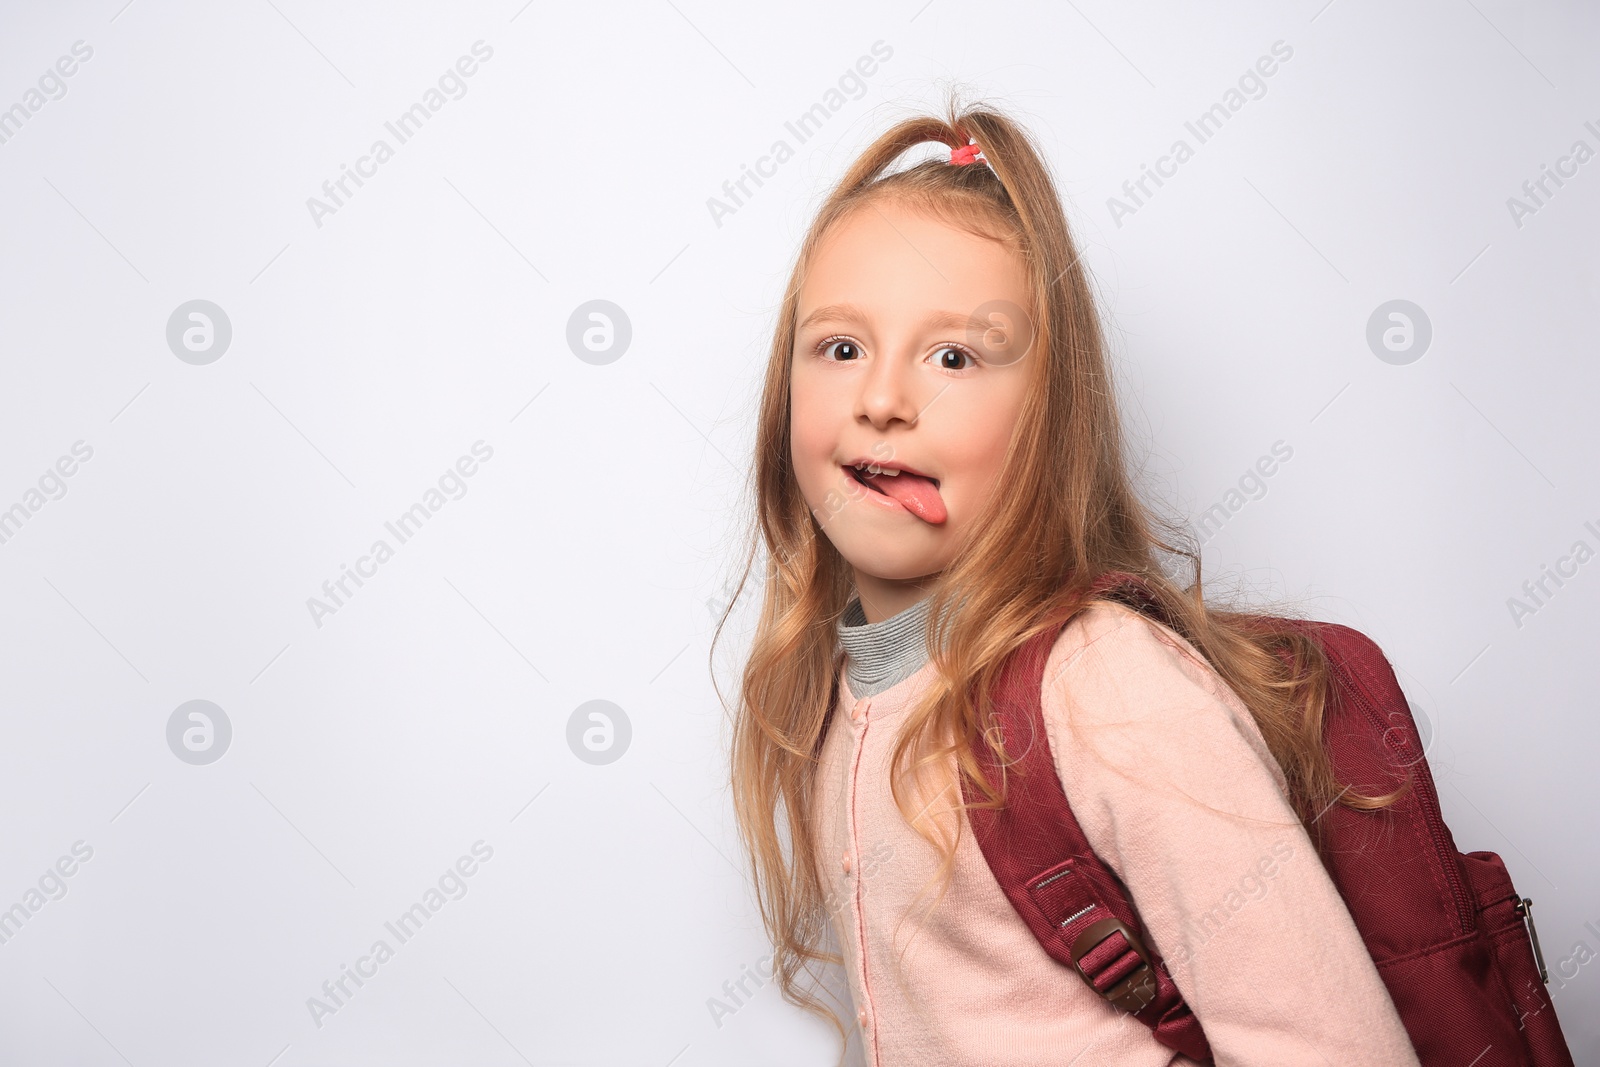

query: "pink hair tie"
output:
949 142 985 166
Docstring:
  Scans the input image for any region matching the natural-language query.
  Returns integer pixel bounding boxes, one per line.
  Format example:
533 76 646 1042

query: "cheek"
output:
788 373 839 481
940 401 1021 506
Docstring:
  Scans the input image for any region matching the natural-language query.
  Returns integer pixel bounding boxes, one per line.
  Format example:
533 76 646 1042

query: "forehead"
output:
796 199 1029 324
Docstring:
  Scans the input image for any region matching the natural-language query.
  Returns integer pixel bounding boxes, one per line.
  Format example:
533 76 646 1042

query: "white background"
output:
0 0 1596 1063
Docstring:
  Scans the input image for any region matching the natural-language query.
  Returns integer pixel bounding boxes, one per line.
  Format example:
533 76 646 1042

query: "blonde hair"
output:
712 100 1408 1054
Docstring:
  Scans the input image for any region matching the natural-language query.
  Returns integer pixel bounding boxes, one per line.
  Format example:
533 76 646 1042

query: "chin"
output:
834 539 945 582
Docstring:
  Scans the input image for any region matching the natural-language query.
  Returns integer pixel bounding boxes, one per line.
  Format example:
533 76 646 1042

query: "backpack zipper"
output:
1515 897 1549 983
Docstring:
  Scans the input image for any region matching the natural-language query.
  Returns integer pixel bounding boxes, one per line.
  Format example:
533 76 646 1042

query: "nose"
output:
853 345 923 429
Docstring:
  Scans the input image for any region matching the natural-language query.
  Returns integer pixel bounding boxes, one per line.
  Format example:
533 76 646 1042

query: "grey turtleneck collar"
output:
836 594 935 697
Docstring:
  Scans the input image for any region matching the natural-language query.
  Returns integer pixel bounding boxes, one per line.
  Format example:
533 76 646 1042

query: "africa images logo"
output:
705 40 893 228
304 41 494 228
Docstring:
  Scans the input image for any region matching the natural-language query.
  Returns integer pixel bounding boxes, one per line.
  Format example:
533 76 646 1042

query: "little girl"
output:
720 103 1422 1067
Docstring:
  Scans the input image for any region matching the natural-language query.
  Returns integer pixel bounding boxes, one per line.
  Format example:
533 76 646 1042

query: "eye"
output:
818 337 862 362
930 345 977 372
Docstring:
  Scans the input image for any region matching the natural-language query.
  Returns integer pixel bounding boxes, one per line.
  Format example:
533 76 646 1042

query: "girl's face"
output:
789 197 1034 620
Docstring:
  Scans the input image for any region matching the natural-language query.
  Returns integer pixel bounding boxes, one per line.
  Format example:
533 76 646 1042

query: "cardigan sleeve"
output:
1038 601 1422 1067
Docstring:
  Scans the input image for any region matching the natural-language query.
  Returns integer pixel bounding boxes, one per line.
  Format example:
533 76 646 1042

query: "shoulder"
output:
1038 598 1288 794
1041 598 1229 712
1046 597 1173 658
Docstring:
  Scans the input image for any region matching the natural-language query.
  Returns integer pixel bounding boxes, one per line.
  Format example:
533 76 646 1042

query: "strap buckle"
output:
1069 917 1158 1012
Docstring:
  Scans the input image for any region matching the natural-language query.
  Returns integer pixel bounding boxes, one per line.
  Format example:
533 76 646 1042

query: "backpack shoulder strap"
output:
959 570 1213 1062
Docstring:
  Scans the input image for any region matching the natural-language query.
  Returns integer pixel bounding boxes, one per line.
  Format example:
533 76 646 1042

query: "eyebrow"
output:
796 302 994 337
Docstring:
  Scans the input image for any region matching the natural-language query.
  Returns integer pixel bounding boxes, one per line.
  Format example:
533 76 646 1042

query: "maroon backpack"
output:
961 571 1575 1065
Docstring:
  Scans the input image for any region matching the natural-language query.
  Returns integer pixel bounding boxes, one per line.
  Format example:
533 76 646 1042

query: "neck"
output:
852 570 941 624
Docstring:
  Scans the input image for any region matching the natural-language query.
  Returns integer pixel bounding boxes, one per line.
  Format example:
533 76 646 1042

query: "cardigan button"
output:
842 853 852 875
851 697 869 723
857 1007 869 1028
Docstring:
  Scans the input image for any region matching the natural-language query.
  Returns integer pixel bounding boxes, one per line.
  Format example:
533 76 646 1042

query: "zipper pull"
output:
1514 897 1548 983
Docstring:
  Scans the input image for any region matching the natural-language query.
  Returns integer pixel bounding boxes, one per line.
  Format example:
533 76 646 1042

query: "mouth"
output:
841 461 947 525
847 465 891 494
843 457 940 487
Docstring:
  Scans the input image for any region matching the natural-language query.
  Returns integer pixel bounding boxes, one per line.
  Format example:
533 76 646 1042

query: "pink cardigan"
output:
812 600 1421 1066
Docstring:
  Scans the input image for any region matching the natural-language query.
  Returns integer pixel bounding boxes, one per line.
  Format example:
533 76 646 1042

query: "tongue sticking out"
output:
863 470 947 525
